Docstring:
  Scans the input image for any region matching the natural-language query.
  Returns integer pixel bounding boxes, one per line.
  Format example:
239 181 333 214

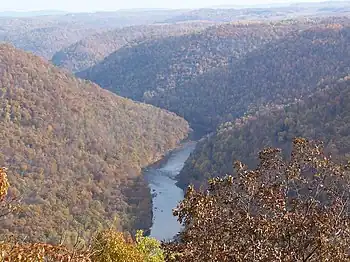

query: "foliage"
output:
2 3 349 61
178 74 350 189
0 229 166 262
0 167 91 261
0 230 166 262
52 23 213 73
2 26 100 60
135 230 165 262
0 167 9 200
0 9 189 60
80 18 350 132
152 22 350 132
0 167 166 261
91 230 145 262
164 138 350 261
163 2 350 23
0 43 189 245
0 167 19 224
91 230 165 262
78 20 301 105
0 241 91 262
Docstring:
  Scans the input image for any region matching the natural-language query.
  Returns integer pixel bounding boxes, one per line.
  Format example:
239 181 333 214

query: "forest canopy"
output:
0 43 189 245
79 18 350 132
52 22 214 73
178 74 350 189
4 135 350 261
2 6 350 261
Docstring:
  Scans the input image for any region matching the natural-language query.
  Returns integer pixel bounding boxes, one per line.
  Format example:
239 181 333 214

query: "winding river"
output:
144 141 197 241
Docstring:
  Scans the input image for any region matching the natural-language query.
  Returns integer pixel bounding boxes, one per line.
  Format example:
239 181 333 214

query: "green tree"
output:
136 230 165 262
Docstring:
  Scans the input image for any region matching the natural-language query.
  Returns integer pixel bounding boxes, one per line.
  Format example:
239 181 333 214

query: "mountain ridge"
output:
52 22 214 73
79 18 350 133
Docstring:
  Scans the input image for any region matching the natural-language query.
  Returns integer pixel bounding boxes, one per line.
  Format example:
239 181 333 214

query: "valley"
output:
0 43 189 244
1 1 350 260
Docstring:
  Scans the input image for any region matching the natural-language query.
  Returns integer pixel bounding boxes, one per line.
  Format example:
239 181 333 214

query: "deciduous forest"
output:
0 44 189 245
1 3 350 261
52 23 214 73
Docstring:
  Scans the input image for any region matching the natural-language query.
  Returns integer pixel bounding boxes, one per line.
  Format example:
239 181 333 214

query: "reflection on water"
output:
144 141 196 241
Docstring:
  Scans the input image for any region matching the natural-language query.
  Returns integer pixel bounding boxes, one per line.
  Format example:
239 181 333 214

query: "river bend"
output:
144 141 196 241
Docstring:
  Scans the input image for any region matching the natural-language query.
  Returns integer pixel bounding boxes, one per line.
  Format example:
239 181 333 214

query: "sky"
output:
0 0 331 12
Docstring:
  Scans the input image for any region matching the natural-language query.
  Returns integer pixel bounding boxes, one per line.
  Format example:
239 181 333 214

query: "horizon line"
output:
0 0 348 14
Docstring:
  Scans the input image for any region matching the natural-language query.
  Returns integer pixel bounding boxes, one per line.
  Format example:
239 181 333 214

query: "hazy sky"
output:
0 0 326 12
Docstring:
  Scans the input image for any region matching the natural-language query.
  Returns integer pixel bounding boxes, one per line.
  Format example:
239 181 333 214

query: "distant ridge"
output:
209 0 350 9
0 10 68 17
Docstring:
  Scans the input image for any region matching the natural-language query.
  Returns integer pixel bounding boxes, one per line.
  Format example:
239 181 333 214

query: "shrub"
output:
164 138 350 261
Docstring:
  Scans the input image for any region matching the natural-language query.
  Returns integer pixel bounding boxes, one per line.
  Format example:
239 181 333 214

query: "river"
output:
144 141 197 241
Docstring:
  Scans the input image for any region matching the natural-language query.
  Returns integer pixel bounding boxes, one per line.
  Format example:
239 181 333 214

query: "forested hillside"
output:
0 17 104 59
0 9 187 60
156 23 350 131
178 75 350 189
3 2 350 260
78 21 301 103
79 18 350 132
161 1 350 23
52 22 213 73
0 44 189 245
2 26 101 60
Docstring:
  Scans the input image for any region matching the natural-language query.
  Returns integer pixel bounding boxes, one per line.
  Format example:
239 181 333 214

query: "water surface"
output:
144 141 196 241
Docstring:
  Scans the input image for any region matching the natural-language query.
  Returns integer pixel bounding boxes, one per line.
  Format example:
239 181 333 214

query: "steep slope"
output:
151 23 350 131
78 20 306 131
78 21 299 98
2 26 100 60
79 19 350 132
52 22 213 73
178 75 350 189
0 44 189 244
0 17 104 60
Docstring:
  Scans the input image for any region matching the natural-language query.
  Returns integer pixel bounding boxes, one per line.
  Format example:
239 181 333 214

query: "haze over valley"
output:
1 0 350 261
